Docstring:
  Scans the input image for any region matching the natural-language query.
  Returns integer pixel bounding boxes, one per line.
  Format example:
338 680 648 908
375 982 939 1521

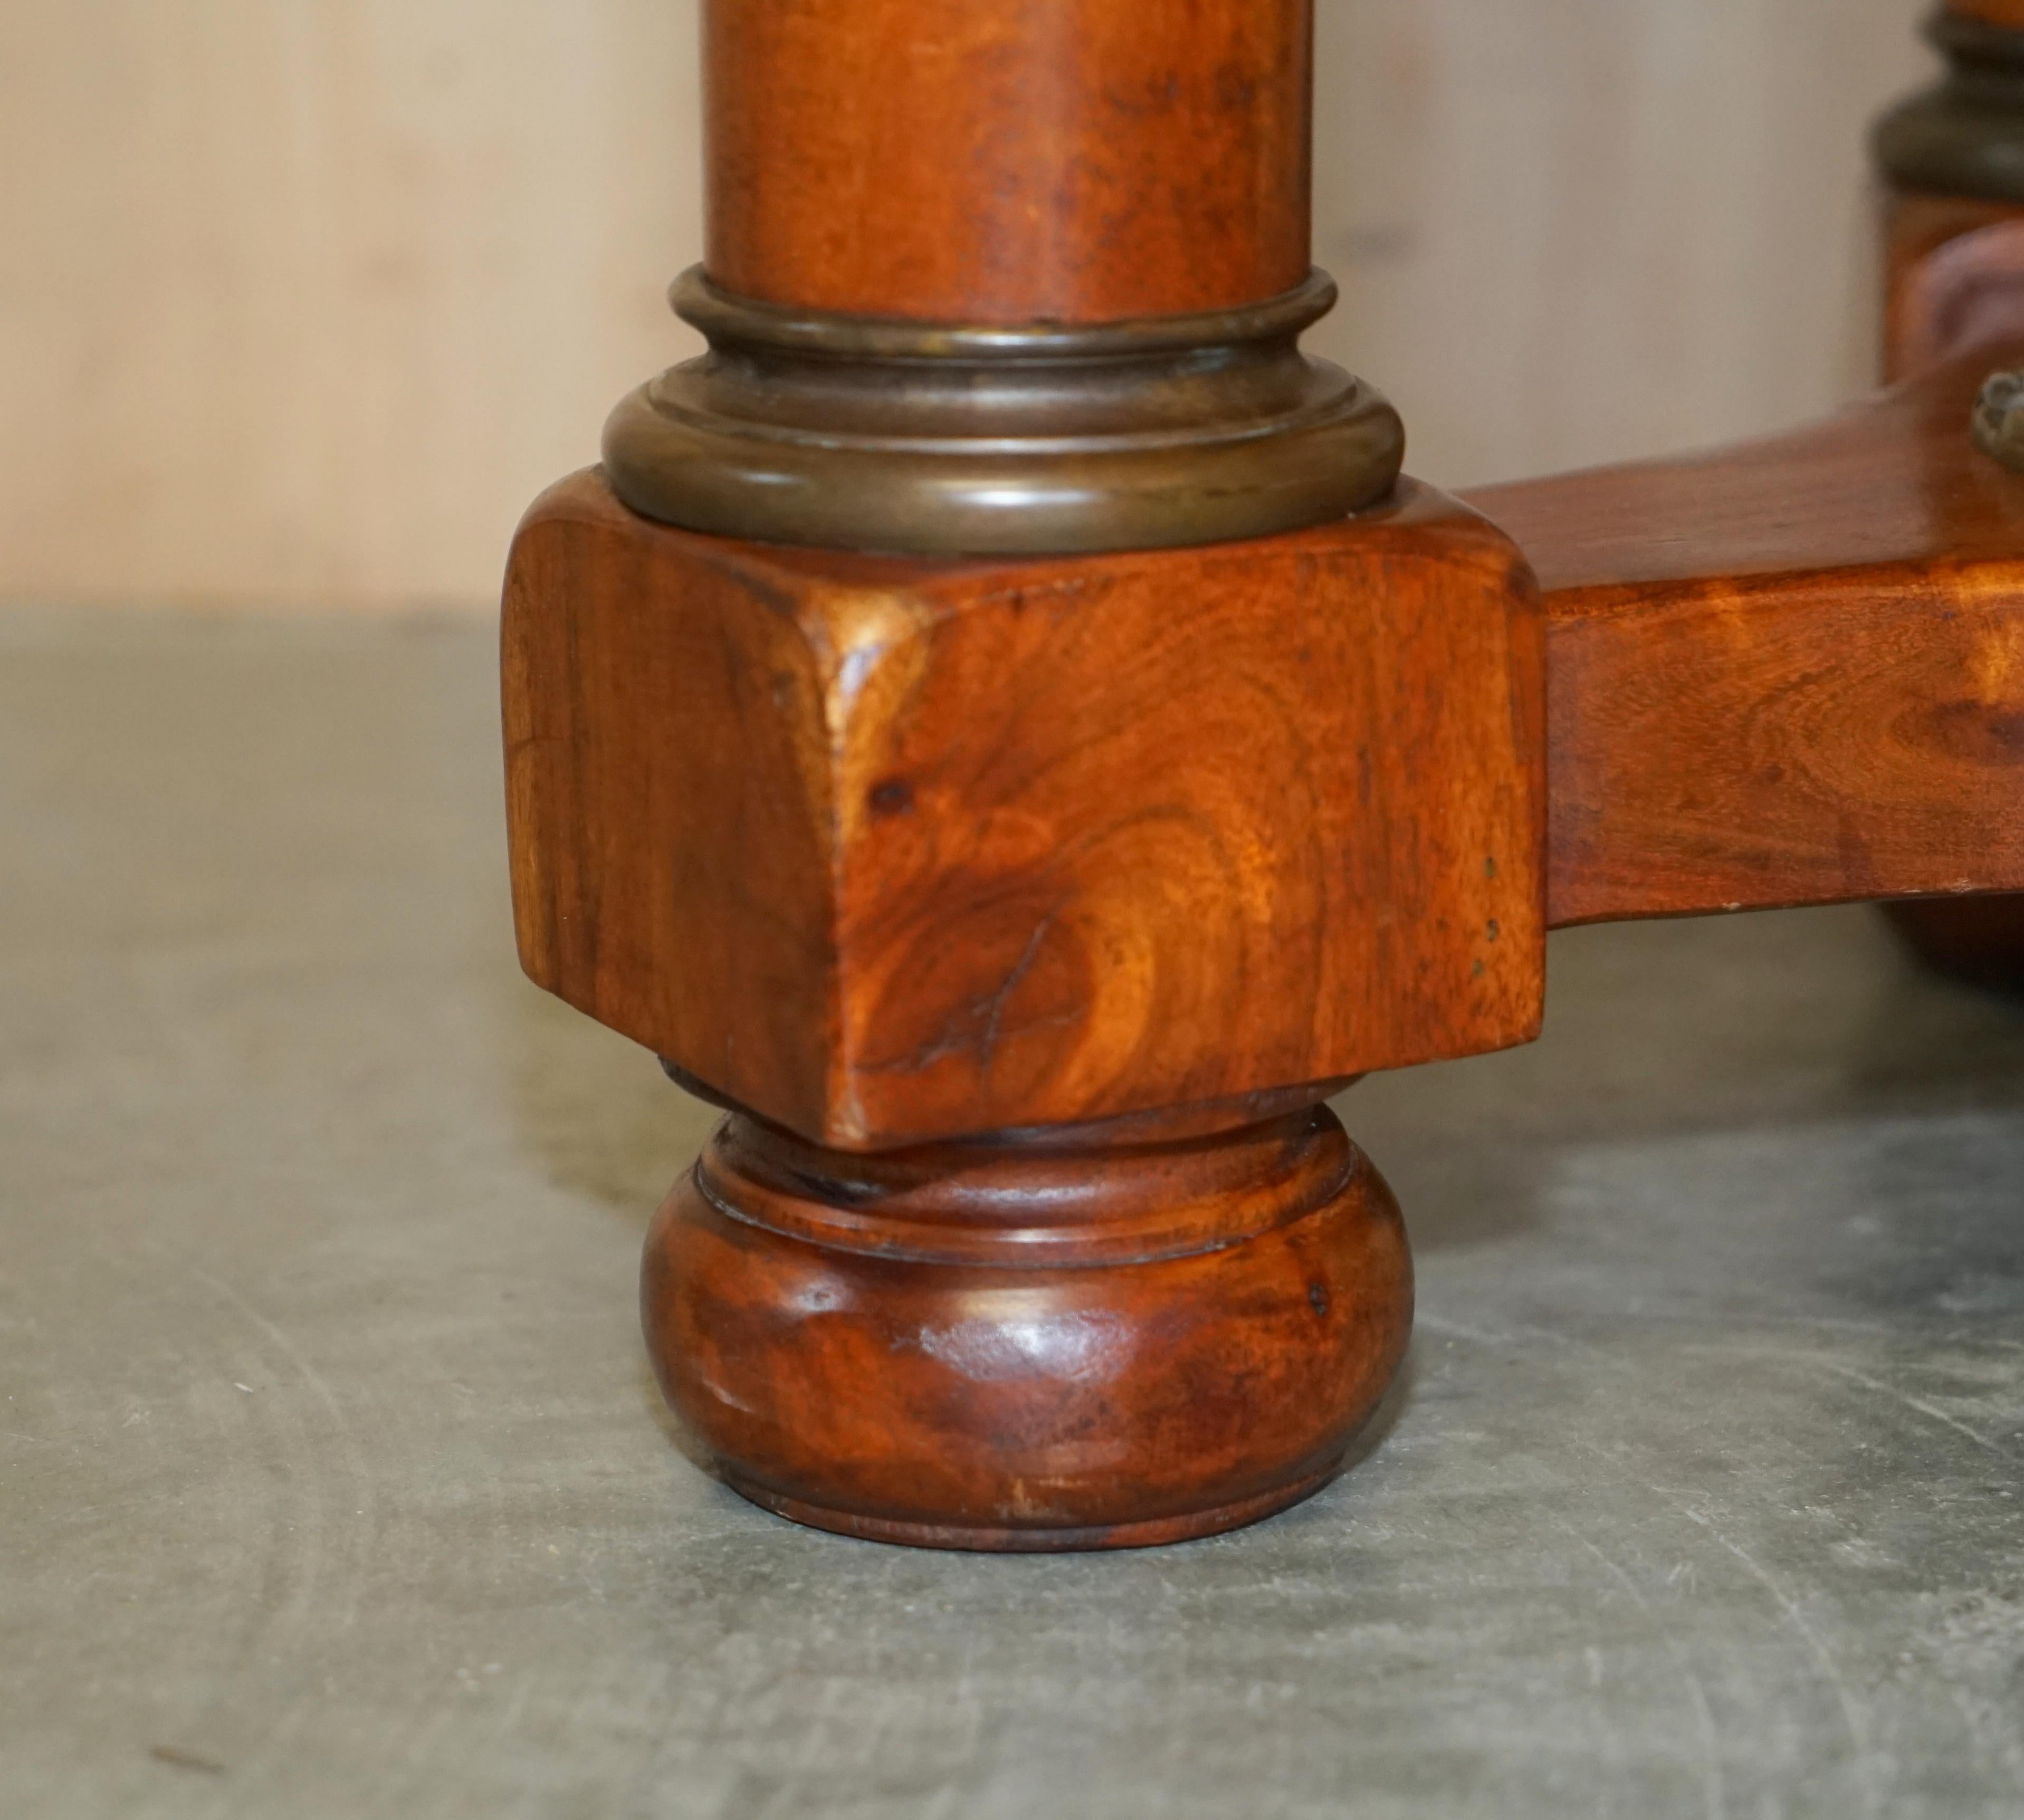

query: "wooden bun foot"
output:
641 1103 1412 1551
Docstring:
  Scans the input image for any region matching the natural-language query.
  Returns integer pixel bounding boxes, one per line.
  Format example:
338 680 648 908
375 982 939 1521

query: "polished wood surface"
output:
1471 339 2024 927
644 1101 1410 1549
501 0 2024 1554
511 0 1457 1551
507 458 1539 1547
703 0 1312 322
505 470 1545 1152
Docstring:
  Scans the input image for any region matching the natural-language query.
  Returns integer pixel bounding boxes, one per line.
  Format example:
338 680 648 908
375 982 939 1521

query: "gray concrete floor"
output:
3 604 2022 1819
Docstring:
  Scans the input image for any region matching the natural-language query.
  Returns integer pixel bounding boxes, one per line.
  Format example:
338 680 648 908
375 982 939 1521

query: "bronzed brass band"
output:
1877 8 2024 203
602 267 1404 557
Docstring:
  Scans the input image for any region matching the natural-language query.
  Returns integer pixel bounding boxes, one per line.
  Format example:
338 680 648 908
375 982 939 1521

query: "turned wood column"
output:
704 0 1313 322
504 0 1546 1548
603 1 1399 560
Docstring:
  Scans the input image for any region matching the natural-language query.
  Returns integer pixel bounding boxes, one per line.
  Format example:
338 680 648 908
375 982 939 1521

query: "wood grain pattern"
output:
643 1101 1411 1549
1470 339 2024 928
504 470 1546 1151
497 0 1984 1558
502 0 1512 1554
703 0 1311 322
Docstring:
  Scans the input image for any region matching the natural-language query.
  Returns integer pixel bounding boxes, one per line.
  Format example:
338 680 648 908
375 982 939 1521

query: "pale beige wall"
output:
1312 0 1929 485
0 0 705 610
0 1 1932 610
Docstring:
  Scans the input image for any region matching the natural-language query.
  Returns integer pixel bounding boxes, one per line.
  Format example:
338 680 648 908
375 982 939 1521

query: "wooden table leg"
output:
501 1 1546 1547
503 467 1544 1548
507 0 2024 1549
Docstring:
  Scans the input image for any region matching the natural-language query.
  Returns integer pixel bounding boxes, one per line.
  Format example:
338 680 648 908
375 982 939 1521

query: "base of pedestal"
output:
722 1467 1342 1554
641 1103 1412 1553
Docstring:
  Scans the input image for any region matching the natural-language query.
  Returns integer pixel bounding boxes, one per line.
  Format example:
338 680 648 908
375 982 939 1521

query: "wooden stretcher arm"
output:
1468 337 2024 928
